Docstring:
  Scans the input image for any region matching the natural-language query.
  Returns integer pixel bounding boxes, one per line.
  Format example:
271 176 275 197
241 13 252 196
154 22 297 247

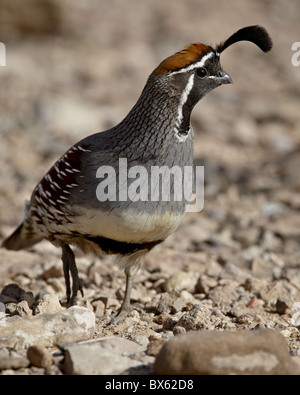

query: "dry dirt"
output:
0 0 300 375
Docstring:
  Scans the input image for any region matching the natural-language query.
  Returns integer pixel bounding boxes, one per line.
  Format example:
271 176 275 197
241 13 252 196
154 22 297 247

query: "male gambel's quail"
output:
2 26 272 322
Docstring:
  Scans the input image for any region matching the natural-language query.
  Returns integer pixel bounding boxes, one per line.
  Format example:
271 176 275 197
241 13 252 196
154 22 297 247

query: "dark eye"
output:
196 67 207 78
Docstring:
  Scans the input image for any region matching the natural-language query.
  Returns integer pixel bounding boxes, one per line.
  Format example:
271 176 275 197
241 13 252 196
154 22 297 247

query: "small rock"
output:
43 264 63 280
156 313 177 330
154 329 298 375
208 283 240 305
195 275 218 294
146 338 168 357
35 293 63 314
0 294 18 304
133 335 149 349
16 301 32 317
233 227 260 247
91 300 106 316
176 303 212 331
259 281 291 307
27 345 53 368
251 256 274 280
162 271 198 293
247 297 260 309
155 291 187 314
244 277 268 294
173 326 186 336
21 292 35 308
0 306 95 348
261 202 286 219
63 337 145 375
98 296 119 309
276 298 289 315
0 348 29 370
1 283 25 301
5 303 18 315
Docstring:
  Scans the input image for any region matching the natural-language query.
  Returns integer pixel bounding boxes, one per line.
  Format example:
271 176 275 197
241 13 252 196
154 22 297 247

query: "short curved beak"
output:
217 70 232 84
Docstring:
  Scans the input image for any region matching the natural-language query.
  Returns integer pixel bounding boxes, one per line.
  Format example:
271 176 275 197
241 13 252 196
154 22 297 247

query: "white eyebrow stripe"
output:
170 51 215 75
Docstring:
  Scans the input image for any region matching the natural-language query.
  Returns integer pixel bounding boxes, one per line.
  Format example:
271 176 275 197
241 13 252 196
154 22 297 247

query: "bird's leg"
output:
62 248 71 304
61 245 84 306
110 253 144 324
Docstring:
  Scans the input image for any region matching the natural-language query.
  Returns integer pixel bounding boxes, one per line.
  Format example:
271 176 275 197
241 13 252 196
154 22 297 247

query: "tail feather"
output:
2 223 42 251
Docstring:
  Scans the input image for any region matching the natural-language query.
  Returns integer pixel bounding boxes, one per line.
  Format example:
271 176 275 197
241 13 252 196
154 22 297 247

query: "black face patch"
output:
194 52 221 80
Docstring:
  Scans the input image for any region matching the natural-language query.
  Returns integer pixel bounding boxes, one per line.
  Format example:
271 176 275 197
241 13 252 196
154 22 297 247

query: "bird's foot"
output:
109 304 131 325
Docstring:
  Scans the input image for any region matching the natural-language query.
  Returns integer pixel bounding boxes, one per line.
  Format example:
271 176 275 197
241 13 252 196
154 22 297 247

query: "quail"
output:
2 26 272 322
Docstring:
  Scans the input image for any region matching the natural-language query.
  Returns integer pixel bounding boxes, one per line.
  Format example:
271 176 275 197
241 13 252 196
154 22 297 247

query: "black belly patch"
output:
85 235 163 255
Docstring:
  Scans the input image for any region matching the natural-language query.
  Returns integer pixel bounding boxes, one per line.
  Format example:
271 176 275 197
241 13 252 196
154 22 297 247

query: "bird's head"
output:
152 25 273 106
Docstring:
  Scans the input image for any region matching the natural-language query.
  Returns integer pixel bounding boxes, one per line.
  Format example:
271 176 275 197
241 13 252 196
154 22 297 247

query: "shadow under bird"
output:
2 25 272 322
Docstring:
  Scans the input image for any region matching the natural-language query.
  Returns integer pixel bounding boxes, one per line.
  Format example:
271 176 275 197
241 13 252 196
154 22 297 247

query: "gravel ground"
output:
0 0 300 375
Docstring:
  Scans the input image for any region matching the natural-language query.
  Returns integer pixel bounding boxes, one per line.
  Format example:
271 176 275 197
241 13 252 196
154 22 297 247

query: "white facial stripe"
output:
179 73 195 111
175 73 195 142
171 51 215 75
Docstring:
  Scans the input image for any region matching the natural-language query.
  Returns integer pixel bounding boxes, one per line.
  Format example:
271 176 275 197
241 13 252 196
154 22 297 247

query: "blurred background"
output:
0 0 299 281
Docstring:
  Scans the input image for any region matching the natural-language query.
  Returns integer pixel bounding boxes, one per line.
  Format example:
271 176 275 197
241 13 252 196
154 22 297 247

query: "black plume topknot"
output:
216 25 273 54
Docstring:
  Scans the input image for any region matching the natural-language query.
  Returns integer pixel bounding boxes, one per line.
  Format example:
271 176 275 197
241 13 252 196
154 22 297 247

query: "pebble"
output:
63 337 148 375
162 271 198 293
0 306 95 348
195 275 218 294
16 301 32 317
176 303 213 331
155 291 187 315
0 348 29 371
27 345 53 368
146 338 168 357
276 297 289 315
154 329 299 375
208 283 240 305
34 293 63 314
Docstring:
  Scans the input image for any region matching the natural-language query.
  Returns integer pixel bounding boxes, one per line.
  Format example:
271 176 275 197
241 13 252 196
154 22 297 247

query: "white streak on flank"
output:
41 190 48 199
174 73 195 143
53 181 61 189
77 146 91 152
48 199 57 206
171 51 215 75
45 174 52 182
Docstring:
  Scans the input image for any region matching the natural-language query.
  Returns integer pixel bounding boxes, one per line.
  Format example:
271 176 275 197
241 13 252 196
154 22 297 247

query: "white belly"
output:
46 205 185 243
